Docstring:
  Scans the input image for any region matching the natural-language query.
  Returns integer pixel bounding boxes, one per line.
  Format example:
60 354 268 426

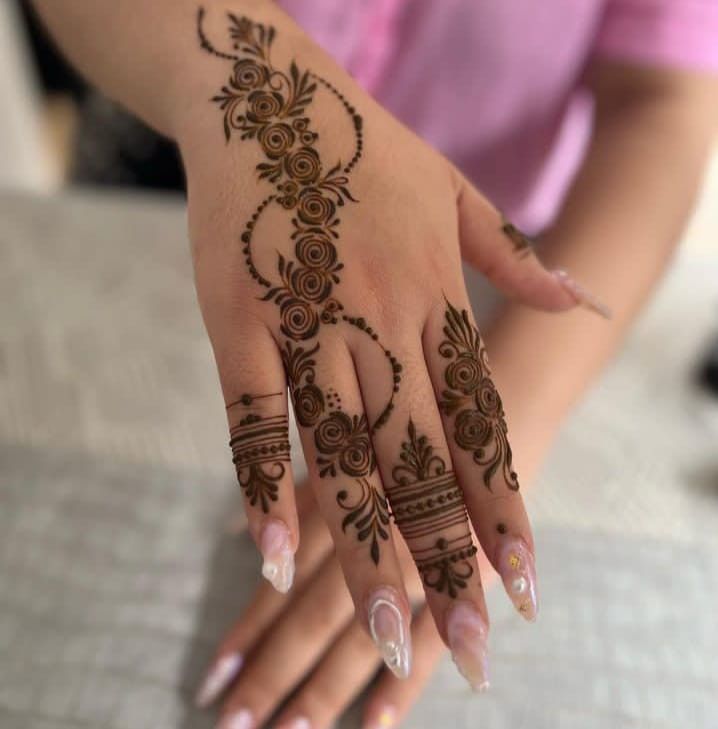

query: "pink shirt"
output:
279 0 718 232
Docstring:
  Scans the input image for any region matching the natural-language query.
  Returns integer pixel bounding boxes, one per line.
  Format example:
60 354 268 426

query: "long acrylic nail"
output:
496 537 538 621
553 269 612 319
446 602 490 692
365 705 397 729
368 588 412 679
260 519 295 594
217 708 253 729
195 652 243 707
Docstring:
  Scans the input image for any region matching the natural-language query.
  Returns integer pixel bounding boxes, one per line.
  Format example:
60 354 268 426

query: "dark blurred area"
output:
20 0 185 192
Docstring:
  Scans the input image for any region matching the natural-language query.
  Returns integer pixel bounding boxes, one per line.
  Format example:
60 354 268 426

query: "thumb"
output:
453 168 610 318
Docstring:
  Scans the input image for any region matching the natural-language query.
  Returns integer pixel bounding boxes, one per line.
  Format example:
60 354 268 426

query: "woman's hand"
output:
30 0 595 701
196 485 500 729
179 5 590 699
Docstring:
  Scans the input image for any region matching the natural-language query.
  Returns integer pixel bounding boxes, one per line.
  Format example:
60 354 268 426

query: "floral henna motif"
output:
438 302 519 492
387 420 477 597
198 8 401 439
337 478 390 566
315 411 376 478
228 394 291 513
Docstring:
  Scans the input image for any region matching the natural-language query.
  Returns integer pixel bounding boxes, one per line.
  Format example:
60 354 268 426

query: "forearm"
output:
486 72 716 482
30 0 321 139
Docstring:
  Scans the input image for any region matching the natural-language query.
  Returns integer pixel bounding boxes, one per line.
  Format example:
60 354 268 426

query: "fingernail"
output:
446 602 490 692
260 519 295 594
365 705 397 729
553 269 612 319
195 653 243 707
283 718 311 729
367 588 412 679
496 537 538 621
217 708 253 729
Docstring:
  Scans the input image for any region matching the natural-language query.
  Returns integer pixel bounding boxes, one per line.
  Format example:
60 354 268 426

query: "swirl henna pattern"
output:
438 302 519 492
387 420 477 597
281 340 389 563
199 10 400 560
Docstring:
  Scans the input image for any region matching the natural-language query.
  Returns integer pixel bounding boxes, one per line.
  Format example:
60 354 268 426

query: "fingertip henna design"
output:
228 392 291 513
439 301 519 492
387 420 477 597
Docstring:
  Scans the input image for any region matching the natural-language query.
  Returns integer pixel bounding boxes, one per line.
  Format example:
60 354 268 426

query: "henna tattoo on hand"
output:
501 215 533 259
337 478 390 566
228 400 291 513
386 420 477 597
198 8 401 435
438 301 519 492
199 10 405 558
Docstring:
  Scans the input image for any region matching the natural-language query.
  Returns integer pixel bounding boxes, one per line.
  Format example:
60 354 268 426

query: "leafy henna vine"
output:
337 478 390 566
197 8 401 435
438 302 519 492
227 393 291 513
386 420 477 597
281 340 388 562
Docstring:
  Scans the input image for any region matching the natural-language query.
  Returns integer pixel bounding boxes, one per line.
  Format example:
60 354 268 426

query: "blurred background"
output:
1 1 718 728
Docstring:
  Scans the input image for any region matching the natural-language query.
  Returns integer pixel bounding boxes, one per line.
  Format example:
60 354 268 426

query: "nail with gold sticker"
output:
496 531 538 621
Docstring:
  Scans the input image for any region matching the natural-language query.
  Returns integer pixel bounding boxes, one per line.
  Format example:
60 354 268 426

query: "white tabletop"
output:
0 189 716 729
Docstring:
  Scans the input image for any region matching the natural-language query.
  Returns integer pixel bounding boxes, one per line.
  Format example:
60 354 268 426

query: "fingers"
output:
284 335 413 679
274 608 443 729
452 168 610 318
216 327 300 595
363 606 445 729
350 327 490 691
195 486 333 708
218 554 354 728
424 297 539 622
273 621 382 729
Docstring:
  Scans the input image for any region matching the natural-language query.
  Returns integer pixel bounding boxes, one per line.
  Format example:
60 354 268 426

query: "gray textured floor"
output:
1 190 717 728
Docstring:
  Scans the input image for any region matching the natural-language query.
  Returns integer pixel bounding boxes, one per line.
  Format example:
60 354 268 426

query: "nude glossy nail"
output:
553 269 612 319
195 652 243 707
218 708 253 729
497 537 538 621
368 588 411 679
446 602 490 692
260 519 295 593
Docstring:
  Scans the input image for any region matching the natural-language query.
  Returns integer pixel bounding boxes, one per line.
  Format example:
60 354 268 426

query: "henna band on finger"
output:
387 420 477 598
228 398 291 513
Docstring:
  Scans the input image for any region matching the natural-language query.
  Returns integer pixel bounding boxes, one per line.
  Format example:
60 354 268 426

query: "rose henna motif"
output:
315 411 376 479
199 9 401 558
198 5 400 425
439 302 519 492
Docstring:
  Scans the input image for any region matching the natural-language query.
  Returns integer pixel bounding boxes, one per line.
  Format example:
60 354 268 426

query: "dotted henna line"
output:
240 194 276 288
310 72 364 174
197 8 242 62
341 314 402 433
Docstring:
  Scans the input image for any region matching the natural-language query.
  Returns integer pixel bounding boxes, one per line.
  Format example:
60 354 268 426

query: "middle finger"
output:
352 323 491 692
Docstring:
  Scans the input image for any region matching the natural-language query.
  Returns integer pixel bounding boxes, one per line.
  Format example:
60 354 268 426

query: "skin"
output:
196 63 718 728
31 0 586 682
28 0 718 725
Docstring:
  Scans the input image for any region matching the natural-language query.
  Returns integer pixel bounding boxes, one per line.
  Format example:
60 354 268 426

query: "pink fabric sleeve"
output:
594 0 718 72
